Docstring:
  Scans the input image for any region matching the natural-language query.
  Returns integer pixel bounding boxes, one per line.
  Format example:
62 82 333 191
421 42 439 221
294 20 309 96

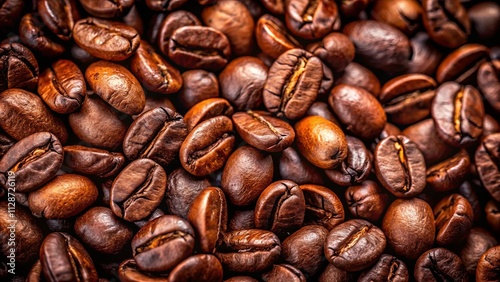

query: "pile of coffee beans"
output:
0 0 499 281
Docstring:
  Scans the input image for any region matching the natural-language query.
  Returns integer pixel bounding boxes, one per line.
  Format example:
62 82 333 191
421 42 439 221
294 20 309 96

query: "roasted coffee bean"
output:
232 110 295 152
79 0 134 18
110 159 167 222
0 130 14 159
263 48 322 120
485 200 500 234
335 62 381 96
476 245 500 282
345 180 389 223
305 101 339 125
434 194 473 246
146 0 188 11
407 32 443 76
0 0 24 31
86 60 145 115
132 215 195 272
414 248 468 282
325 135 371 186
379 74 437 125
282 225 328 276
477 60 500 113
118 259 169 282
0 132 63 193
422 0 470 48
280 147 326 185
133 94 177 119
74 206 133 254
177 69 219 112
70 44 97 66
228 209 255 231
64 145 125 178
168 254 223 282
325 219 386 272
157 10 201 56
426 150 470 192
329 84 387 140
0 42 38 92
221 145 273 206
40 232 98 282
168 26 231 71
475 133 500 202
458 181 482 223
371 0 422 35
38 59 86 114
460 227 498 274
256 14 301 59
262 264 306 282
374 135 426 198
219 56 268 111
468 2 500 42
307 32 355 73
180 116 235 177
300 184 344 230
382 198 435 260
254 180 306 236
28 174 98 219
130 40 183 95
68 94 128 150
215 229 281 273
285 0 339 40
73 17 140 61
187 187 228 253
38 0 80 41
19 13 65 57
123 107 188 167
344 20 411 73
261 0 285 15
184 98 234 131
318 264 353 282
358 254 409 282
0 88 68 143
436 44 489 84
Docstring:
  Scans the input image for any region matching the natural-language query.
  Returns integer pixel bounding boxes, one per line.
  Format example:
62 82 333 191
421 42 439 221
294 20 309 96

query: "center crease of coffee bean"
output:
388 259 400 281
279 57 307 113
10 144 52 172
302 0 319 22
120 169 155 213
171 40 226 58
394 140 411 192
453 89 464 134
188 133 230 163
248 110 284 141
333 225 370 256
135 231 188 254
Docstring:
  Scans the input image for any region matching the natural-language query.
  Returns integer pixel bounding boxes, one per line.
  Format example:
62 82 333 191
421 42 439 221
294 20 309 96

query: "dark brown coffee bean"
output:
300 184 344 230
157 10 201 56
0 132 63 193
180 116 235 177
282 225 328 276
262 264 306 282
0 130 14 159
325 219 386 272
28 174 98 219
0 88 68 143
145 0 188 11
476 245 500 282
0 0 24 32
285 0 339 40
0 42 38 93
382 198 435 260
123 107 188 167
130 40 183 95
485 200 500 234
70 43 98 66
133 208 165 229
132 215 195 272
434 194 473 246
254 180 306 236
295 115 348 169
133 94 177 119
375 135 426 197
118 259 169 282
460 227 498 275
69 94 128 150
38 59 86 114
371 0 422 35
263 48 323 120
458 181 482 224
256 14 301 59
63 145 125 178
379 74 437 125
79 0 134 18
426 150 470 192
436 44 489 84
184 98 234 131
359 255 409 282
475 133 500 202
280 147 326 185
168 254 223 282
468 2 500 42
318 264 353 282
168 26 231 71
221 145 274 206
228 209 255 231
345 180 389 223
371 122 402 151
187 187 228 253
343 20 411 73
307 32 355 73
329 84 387 140
86 60 145 115
219 56 268 111
422 0 470 48
261 0 285 15
432 82 484 147
407 31 443 76
215 229 281 273
177 69 219 112
478 60 500 113
74 207 133 254
232 110 295 152
335 62 381 96
305 101 339 125
414 248 468 282
325 135 371 186
38 0 80 40
73 17 140 61
110 159 167 222
40 232 98 282
19 13 65 57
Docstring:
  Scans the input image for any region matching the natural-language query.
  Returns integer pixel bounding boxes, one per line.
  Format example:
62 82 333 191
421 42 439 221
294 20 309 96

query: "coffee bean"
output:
318 264 353 282
436 44 489 84
426 150 471 192
345 180 389 223
0 42 38 93
256 14 301 59
358 254 409 282
157 10 201 56
476 245 500 282
0 0 24 32
168 254 223 282
475 133 500 202
19 13 65 57
79 0 134 18
146 0 188 11
477 60 500 113
177 69 219 112
307 32 355 73
262 264 306 282
184 98 234 131
280 147 326 185
63 145 125 178
335 62 381 96
371 0 422 35
285 0 340 40
460 227 498 274
407 32 443 76
414 248 468 282
38 0 80 41
300 184 344 230
261 0 285 15
434 194 474 246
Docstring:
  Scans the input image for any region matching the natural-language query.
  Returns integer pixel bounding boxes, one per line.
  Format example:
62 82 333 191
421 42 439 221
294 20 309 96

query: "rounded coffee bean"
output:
157 10 201 56
261 0 284 14
63 145 125 178
118 259 169 282
184 98 234 131
414 248 468 282
307 32 355 73
0 132 63 193
319 264 353 282
460 227 498 274
132 215 195 272
485 200 500 234
73 17 140 61
335 62 381 96
0 130 14 159
382 198 435 260
434 194 473 246
280 147 326 185
475 133 500 202
300 184 344 230
295 115 348 169
0 0 24 32
228 209 255 231
374 135 426 198
79 0 134 18
478 61 500 113
358 254 409 282
262 264 306 282
345 180 389 222
28 174 98 219
168 254 223 282
468 2 500 42
407 31 443 76
179 116 235 177
426 150 470 192
325 219 386 272
19 13 65 57
371 0 422 35
38 0 80 41
476 246 500 282
177 69 219 112
285 0 339 40
256 14 301 59
0 42 38 92
305 101 339 125
110 159 167 222
436 44 489 84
